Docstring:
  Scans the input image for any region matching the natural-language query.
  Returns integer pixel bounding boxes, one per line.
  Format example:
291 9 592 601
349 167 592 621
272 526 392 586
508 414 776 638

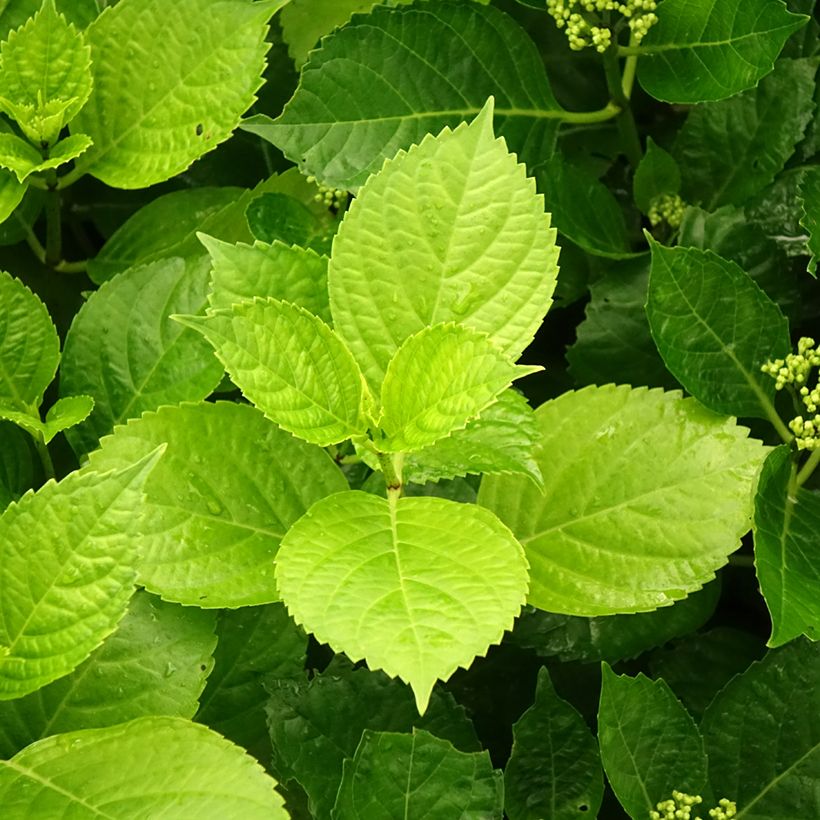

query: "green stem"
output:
54 258 88 274
377 452 403 500
796 447 820 487
559 102 621 124
26 175 49 191
762 398 793 444
602 43 642 168
33 434 55 481
55 166 85 190
24 227 47 264
44 169 61 268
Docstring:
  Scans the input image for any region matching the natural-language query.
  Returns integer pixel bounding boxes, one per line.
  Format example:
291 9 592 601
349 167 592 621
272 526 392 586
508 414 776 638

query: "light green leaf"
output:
0 591 217 758
673 58 816 210
0 394 93 443
646 240 791 419
479 385 767 615
179 298 368 447
73 0 281 188
249 1 563 189
0 422 32 508
0 270 59 410
275 490 528 713
86 401 347 608
505 667 603 820
633 138 681 214
202 233 330 323
0 0 92 144
637 0 808 103
377 324 538 453
799 165 820 277
0 169 25 224
60 256 223 455
753 446 820 647
0 716 288 817
334 729 503 819
0 0 98 40
329 100 558 390
0 449 161 699
598 664 708 820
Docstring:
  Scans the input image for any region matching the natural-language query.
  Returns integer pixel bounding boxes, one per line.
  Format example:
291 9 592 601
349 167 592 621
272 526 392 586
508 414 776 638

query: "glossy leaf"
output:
479 385 767 615
275 490 529 712
633 138 681 214
800 165 820 276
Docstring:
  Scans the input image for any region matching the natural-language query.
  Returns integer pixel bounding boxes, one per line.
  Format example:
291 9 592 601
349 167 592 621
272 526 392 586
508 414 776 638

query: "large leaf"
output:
334 729 503 819
180 298 368 447
701 639 820 818
505 667 603 820
598 664 708 819
479 385 767 615
86 401 347 608
329 100 558 390
248 1 563 189
72 0 280 188
674 58 816 210
275 490 528 712
0 717 288 817
800 165 820 276
0 450 160 699
60 256 223 455
637 0 808 103
647 240 790 419
0 591 217 758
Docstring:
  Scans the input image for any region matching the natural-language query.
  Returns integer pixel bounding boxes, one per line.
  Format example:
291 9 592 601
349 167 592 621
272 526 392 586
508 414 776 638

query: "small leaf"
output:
334 729 503 819
598 664 708 819
479 385 767 615
0 132 92 182
637 0 807 103
377 324 539 453
0 395 93 443
646 240 791 419
0 717 288 817
505 667 603 820
179 298 368 447
0 169 25 225
275 490 529 713
799 165 820 277
633 138 681 214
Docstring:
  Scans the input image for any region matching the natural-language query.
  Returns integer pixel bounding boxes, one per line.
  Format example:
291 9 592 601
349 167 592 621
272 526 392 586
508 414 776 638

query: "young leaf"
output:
248 2 563 189
799 165 820 277
201 233 330 323
479 385 767 615
275 490 529 713
647 240 791 420
86 401 347 608
377 324 539 453
72 0 281 188
0 591 217 758
505 667 604 820
0 0 98 41
753 445 820 646
0 449 161 699
0 717 288 817
633 138 681 214
330 99 558 390
0 394 93 443
598 664 708 819
334 729 503 819
637 0 808 103
59 256 223 455
0 132 92 182
701 639 820 817
674 58 817 210
179 298 368 447
0 169 25 224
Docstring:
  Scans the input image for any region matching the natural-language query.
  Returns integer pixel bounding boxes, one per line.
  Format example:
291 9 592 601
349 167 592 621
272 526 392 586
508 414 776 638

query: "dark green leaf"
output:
0 421 32 508
799 165 820 276
633 138 680 214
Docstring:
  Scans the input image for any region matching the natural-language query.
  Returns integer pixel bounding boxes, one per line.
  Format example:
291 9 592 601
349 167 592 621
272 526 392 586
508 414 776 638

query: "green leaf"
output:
0 270 59 410
0 422 32 508
0 0 92 144
637 0 808 103
701 639 820 817
0 132 91 183
598 664 708 819
245 191 331 251
329 100 558 390
86 401 347 608
276 490 529 712
0 449 161 699
633 138 681 214
479 385 767 615
377 324 538 453
673 58 816 210
196 603 307 757
202 233 330 323
180 298 368 447
0 394 93 443
334 728 503 819
73 0 280 188
249 2 563 189
646 240 791 419
266 664 480 818
0 591 216 758
0 169 25 224
753 446 820 646
799 165 820 276
60 256 223 455
505 667 603 820
0 0 97 41
0 716 288 817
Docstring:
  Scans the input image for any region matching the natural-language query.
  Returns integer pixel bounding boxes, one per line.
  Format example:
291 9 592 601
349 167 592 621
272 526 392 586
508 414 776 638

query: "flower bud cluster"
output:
648 193 686 228
547 0 659 53
650 792 737 820
708 798 738 820
306 176 347 210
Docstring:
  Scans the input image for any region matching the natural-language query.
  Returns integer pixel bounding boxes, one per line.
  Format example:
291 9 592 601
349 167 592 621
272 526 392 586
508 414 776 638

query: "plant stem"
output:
26 175 49 191
377 452 403 501
762 398 794 444
55 166 85 190
728 553 755 568
24 227 47 264
44 169 62 267
54 258 88 274
33 434 55 481
602 42 642 168
796 447 820 486
559 102 622 124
